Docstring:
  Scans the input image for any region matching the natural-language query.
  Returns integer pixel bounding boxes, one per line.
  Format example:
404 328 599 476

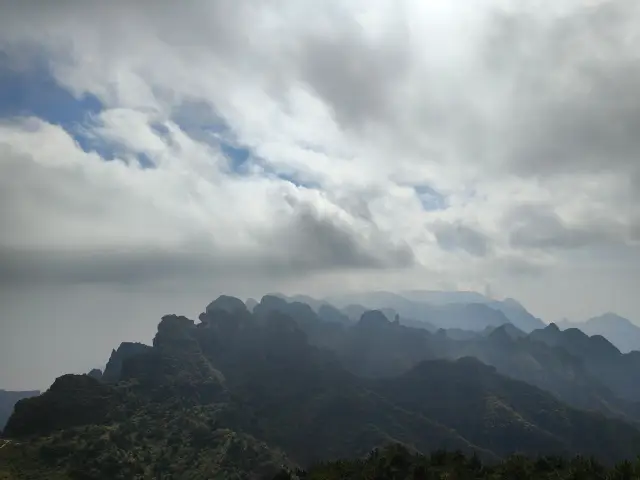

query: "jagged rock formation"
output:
101 342 152 383
4 295 640 478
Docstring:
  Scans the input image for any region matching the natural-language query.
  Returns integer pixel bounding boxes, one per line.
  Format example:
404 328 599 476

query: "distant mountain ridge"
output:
4 295 640 477
529 323 640 402
292 290 546 332
260 296 640 423
279 290 639 351
558 313 640 353
4 294 640 478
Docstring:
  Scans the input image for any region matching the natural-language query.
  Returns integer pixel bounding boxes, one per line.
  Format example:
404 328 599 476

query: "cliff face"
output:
101 341 152 383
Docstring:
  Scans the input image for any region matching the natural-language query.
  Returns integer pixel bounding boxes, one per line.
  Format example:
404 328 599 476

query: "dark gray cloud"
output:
0 205 414 288
496 254 548 277
1 0 640 364
0 1 253 57
483 1 640 180
505 204 625 250
296 12 411 130
432 221 490 257
0 247 220 286
276 201 415 271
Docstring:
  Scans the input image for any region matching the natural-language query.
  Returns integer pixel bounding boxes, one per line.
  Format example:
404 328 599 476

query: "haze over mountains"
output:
2 293 640 478
558 313 640 354
272 290 639 350
3 0 640 477
4 0 640 400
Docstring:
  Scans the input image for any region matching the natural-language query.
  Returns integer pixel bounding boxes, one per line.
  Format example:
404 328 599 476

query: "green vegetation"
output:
2 297 640 479
0 405 292 479
292 444 640 480
0 391 39 432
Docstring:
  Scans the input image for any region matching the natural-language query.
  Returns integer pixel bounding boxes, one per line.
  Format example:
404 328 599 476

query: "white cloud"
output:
1 0 640 388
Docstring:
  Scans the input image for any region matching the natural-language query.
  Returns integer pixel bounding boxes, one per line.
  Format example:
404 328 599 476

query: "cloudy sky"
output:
1 0 640 389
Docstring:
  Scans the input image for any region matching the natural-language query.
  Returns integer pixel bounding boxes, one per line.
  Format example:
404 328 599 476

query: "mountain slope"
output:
441 328 640 423
252 296 640 423
375 357 640 461
0 390 39 432
4 295 640 479
1 413 293 480
529 323 640 402
487 298 545 332
559 313 640 353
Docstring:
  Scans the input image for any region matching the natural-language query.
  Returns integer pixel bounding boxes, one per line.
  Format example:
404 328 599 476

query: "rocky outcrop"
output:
102 342 152 383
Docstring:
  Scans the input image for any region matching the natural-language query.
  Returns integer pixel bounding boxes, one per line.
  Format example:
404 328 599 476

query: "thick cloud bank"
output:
1 0 639 388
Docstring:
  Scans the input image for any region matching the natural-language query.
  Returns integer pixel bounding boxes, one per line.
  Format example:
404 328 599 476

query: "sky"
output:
1 0 640 390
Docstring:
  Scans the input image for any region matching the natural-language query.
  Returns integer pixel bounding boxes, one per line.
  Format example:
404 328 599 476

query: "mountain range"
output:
3 294 640 478
250 296 640 422
322 290 546 333
275 291 640 354
558 313 640 354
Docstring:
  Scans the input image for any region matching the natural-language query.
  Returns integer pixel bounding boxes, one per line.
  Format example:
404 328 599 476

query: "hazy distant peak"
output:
399 289 489 305
357 310 391 328
317 303 352 325
258 294 289 308
245 298 258 312
487 323 526 341
560 312 640 353
265 292 287 299
486 325 514 344
502 298 524 309
563 327 588 340
588 312 634 326
205 295 248 315
589 334 621 354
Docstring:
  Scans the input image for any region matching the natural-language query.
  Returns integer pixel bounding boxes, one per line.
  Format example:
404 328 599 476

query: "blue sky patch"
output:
0 52 133 162
0 53 102 149
136 152 156 169
259 162 320 189
221 143 251 171
0 55 318 183
170 99 226 139
150 122 171 141
170 99 255 174
414 184 448 211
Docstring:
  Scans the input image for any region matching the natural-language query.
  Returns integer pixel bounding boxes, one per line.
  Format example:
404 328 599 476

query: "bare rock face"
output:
102 342 152 383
